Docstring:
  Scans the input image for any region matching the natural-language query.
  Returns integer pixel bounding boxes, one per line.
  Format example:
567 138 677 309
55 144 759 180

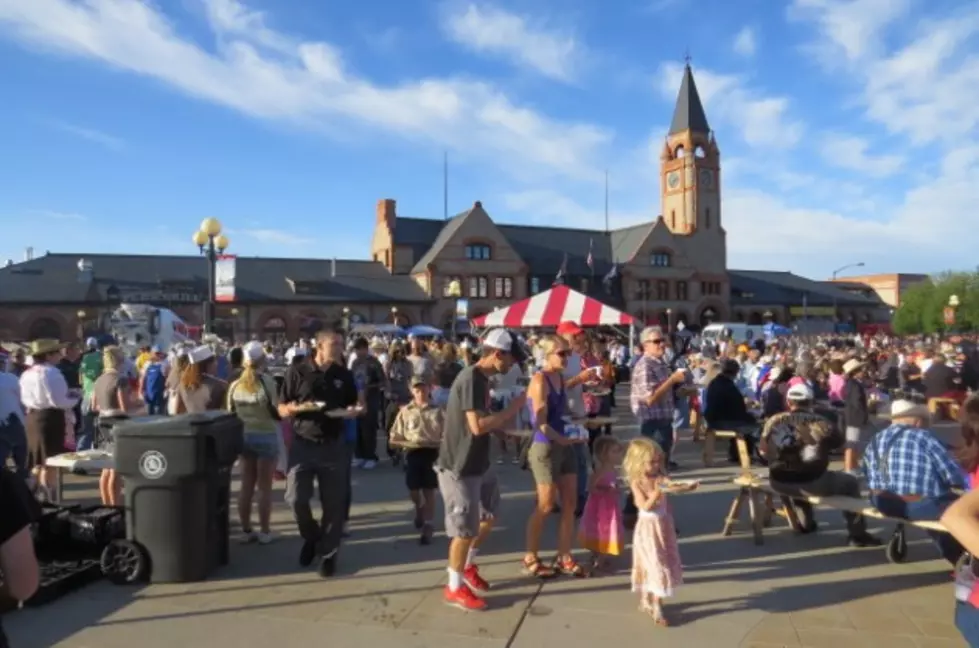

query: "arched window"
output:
694 145 706 158
465 244 492 260
28 317 62 340
699 307 718 327
675 146 686 158
262 317 287 343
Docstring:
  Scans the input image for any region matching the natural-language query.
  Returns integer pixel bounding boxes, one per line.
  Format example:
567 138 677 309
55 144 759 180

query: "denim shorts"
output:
242 433 279 460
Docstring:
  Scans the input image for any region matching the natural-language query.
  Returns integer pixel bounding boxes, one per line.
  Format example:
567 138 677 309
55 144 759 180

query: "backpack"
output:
143 361 166 400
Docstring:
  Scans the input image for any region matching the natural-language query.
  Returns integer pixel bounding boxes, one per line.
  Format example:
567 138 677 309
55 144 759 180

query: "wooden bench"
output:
723 474 948 562
702 429 740 467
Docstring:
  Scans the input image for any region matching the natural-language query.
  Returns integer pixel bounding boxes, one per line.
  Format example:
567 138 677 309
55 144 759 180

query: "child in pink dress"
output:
578 437 624 572
623 437 696 626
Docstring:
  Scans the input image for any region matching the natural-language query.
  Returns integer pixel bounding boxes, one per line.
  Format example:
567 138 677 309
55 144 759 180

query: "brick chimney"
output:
376 198 396 231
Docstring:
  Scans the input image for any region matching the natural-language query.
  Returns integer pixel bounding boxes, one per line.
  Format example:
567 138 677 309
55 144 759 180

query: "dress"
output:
578 471 624 555
631 495 683 597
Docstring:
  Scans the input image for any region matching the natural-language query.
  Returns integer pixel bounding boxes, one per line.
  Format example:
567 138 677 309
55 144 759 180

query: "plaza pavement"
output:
3 399 969 648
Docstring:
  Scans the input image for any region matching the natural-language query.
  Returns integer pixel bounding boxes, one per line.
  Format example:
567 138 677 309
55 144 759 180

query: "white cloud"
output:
241 229 310 246
0 0 607 182
819 133 904 177
439 3 578 81
733 27 756 57
32 209 87 222
657 63 804 148
44 119 125 151
501 189 646 231
788 0 912 65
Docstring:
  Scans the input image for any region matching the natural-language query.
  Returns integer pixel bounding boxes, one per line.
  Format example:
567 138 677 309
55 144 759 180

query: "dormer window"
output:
650 252 672 267
465 244 492 260
286 278 328 295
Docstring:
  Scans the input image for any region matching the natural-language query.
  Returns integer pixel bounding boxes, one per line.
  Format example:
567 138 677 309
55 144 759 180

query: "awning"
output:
471 285 635 328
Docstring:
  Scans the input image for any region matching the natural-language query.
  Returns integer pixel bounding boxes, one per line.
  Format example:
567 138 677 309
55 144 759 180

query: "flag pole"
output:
604 170 609 232
443 151 449 220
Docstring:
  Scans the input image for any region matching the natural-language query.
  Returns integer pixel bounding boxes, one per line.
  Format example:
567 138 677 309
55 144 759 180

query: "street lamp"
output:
950 294 961 308
946 294 960 332
447 279 463 341
831 261 865 330
76 309 87 341
230 307 239 341
341 306 351 334
192 217 230 334
666 308 672 334
391 305 399 325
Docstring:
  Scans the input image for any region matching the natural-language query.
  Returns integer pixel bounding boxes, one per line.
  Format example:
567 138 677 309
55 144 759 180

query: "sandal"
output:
522 554 556 579
555 555 589 578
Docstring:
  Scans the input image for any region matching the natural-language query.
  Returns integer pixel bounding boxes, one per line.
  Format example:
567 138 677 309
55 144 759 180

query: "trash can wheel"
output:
101 539 149 585
885 525 908 564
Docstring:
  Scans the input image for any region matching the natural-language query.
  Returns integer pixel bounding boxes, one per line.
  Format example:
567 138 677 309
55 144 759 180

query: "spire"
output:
668 62 710 136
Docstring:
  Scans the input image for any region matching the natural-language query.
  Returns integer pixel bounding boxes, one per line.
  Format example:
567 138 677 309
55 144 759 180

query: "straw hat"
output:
843 359 865 375
29 338 65 356
886 399 930 421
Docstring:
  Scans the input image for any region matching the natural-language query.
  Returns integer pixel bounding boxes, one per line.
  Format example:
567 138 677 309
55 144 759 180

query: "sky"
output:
0 0 977 279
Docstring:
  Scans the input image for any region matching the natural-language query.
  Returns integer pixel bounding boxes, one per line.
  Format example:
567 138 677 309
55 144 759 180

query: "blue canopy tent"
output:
406 325 444 338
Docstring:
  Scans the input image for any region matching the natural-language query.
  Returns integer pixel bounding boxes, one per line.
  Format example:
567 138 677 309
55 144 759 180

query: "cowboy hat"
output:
886 399 930 421
29 338 65 356
843 359 865 375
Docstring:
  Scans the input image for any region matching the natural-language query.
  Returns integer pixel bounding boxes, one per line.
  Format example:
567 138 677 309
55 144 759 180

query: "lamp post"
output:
666 308 672 334
391 306 399 326
76 309 87 341
946 294 960 332
447 279 462 341
341 307 351 334
230 307 239 342
192 217 230 335
831 261 865 331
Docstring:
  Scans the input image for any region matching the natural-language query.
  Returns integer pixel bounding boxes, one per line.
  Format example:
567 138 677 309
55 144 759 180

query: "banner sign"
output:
215 255 236 302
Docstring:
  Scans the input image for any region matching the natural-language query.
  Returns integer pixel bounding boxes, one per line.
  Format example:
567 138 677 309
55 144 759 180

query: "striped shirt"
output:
630 354 673 421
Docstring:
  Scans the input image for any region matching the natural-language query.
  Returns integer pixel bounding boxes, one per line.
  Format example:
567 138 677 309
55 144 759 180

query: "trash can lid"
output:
113 411 237 437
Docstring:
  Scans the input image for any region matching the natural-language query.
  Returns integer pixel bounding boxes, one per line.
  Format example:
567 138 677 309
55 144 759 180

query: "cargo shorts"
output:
528 441 576 485
436 467 500 539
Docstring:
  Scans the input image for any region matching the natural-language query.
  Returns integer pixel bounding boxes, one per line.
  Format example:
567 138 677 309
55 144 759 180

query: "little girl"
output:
623 437 694 627
578 436 624 572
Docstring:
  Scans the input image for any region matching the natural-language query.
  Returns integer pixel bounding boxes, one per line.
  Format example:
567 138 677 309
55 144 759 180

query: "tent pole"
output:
629 322 635 356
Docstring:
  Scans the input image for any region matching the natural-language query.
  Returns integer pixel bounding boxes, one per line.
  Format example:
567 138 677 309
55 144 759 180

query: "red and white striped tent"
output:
471 285 635 328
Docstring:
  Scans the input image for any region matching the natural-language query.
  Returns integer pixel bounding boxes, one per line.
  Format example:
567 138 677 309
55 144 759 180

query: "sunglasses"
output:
646 339 666 346
555 350 571 358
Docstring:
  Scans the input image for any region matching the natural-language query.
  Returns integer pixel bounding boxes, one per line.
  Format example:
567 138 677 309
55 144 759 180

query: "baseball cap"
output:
482 329 526 363
410 375 428 388
786 383 814 401
556 321 583 337
85 337 99 350
242 341 265 365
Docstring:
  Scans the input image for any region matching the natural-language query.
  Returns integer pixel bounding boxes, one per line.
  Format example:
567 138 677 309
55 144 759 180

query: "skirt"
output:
26 407 67 469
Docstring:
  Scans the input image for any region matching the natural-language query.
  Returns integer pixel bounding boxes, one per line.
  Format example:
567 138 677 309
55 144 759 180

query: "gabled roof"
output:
0 253 432 304
410 207 475 274
729 270 882 307
669 64 711 136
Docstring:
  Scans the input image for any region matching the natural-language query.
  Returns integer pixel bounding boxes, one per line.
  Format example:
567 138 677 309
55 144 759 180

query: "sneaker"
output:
443 584 487 611
362 460 377 470
419 524 433 546
239 529 257 544
318 549 338 578
463 564 490 594
256 532 274 545
299 539 318 567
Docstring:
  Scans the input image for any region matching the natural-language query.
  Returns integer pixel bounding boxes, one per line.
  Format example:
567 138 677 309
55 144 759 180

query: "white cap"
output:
188 345 215 365
786 383 814 401
482 329 515 352
85 337 98 350
242 341 265 365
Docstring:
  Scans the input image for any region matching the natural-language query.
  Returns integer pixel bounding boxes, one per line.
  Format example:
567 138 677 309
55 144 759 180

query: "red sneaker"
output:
463 564 490 594
443 584 487 611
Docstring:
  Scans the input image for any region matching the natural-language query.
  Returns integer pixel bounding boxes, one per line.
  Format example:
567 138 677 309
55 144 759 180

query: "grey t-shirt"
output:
438 365 491 477
92 370 129 415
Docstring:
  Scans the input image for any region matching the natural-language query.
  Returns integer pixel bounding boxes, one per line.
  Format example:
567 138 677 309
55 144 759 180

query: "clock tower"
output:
660 63 721 237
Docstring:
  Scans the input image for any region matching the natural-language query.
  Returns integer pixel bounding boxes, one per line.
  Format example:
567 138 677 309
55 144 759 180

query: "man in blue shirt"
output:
863 399 966 564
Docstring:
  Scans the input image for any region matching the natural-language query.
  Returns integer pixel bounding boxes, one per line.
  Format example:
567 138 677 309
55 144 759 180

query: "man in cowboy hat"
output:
862 399 967 565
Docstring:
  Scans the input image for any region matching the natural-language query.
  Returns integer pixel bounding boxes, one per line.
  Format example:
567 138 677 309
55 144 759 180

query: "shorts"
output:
845 424 872 450
436 468 500 538
405 447 438 491
528 442 576 485
242 433 279 460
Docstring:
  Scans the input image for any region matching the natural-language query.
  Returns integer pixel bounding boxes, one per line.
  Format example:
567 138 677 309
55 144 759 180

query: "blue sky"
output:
0 0 977 278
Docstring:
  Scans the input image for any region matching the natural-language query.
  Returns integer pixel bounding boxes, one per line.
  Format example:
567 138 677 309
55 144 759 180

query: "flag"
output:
586 238 594 275
554 253 568 285
602 263 619 293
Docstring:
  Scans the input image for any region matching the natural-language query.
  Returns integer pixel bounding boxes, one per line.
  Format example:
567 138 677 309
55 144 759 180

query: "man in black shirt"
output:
0 470 40 648
923 355 964 402
278 330 358 578
58 344 83 442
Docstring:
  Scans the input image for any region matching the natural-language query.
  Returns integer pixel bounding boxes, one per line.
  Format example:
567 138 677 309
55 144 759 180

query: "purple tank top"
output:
530 373 567 443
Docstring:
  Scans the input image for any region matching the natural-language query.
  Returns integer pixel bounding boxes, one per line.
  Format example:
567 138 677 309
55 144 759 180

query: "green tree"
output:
892 271 979 334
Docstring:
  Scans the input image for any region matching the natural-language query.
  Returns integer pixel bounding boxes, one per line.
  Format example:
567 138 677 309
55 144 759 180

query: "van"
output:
700 323 762 346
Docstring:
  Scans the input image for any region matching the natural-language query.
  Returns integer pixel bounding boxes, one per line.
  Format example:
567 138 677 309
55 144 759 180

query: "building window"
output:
469 276 488 298
442 275 463 297
670 210 676 229
465 244 492 260
700 281 722 296
494 277 513 299
656 280 669 300
676 281 688 301
635 279 650 300
530 276 541 294
650 252 671 267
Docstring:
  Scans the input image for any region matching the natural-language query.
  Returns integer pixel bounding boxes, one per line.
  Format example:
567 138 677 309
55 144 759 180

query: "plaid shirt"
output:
862 423 966 497
630 354 673 421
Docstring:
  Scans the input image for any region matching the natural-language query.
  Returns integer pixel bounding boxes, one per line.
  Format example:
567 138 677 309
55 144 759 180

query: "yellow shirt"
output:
136 351 152 372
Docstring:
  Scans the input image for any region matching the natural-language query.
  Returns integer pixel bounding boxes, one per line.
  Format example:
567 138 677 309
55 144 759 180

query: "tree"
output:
892 271 979 334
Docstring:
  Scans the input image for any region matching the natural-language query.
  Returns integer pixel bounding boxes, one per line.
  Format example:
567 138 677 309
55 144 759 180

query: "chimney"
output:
376 199 396 230
24 247 33 261
473 200 482 209
330 258 337 278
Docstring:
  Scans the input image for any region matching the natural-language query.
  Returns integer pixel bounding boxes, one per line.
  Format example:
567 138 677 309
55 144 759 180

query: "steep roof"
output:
669 64 711 136
0 253 432 305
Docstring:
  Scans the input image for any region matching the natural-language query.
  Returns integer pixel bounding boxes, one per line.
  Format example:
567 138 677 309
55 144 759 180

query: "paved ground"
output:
4 399 968 648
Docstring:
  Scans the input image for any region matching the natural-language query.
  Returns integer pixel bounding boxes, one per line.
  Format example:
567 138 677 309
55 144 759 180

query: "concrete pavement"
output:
4 411 968 648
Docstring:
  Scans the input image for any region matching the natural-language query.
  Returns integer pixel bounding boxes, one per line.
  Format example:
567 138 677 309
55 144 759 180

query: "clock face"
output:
699 169 714 188
667 171 680 189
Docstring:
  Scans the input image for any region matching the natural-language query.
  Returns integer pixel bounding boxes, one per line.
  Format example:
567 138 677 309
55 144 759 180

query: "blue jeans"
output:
623 419 673 516
145 395 166 416
0 416 28 479
77 399 96 451
870 492 964 565
957 602 979 645
673 397 690 433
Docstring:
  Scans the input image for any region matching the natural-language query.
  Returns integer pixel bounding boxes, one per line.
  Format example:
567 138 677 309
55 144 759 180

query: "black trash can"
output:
112 412 243 583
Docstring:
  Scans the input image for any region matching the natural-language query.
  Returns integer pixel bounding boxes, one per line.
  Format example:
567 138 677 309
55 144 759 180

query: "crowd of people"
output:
4 325 979 641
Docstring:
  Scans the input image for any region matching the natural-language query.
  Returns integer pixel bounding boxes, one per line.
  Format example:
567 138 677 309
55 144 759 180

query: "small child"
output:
623 437 695 627
578 436 624 572
388 376 444 545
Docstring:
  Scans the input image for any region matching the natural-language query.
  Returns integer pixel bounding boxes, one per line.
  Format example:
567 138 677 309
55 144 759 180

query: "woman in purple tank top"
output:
522 335 595 579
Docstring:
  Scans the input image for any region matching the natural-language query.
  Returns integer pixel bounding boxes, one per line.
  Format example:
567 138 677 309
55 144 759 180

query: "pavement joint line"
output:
504 580 546 648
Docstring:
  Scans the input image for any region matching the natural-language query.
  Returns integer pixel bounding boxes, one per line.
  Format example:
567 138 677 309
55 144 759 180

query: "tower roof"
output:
668 63 710 136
